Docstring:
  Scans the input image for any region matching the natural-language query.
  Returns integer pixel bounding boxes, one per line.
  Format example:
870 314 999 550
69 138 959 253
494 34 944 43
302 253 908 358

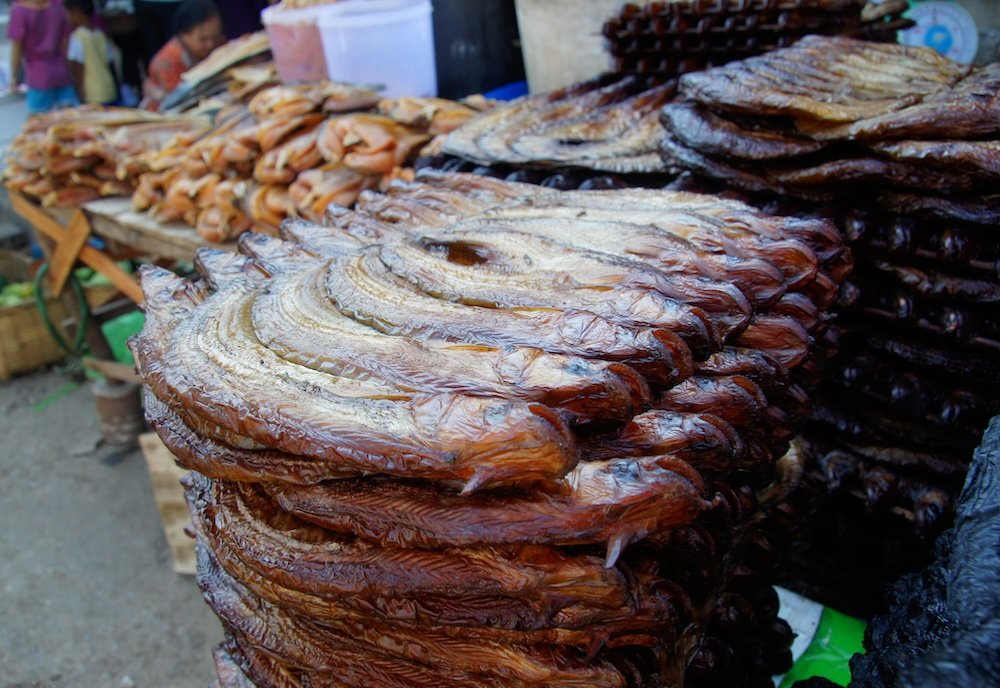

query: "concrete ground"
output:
0 370 220 688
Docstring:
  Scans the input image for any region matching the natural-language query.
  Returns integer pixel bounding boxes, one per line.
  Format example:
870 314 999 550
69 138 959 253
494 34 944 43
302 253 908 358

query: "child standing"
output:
65 0 118 105
7 0 80 114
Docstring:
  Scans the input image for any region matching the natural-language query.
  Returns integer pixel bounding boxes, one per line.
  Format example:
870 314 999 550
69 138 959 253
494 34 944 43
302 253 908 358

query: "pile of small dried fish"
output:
658 35 1000 613
2 107 209 208
603 0 911 77
132 171 850 687
132 86 489 242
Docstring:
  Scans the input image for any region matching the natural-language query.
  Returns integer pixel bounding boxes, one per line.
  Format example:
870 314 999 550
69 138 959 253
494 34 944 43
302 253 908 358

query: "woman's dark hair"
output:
64 0 94 16
174 0 220 35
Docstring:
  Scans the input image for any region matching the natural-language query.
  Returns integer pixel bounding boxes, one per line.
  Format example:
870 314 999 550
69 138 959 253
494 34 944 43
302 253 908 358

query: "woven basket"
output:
0 296 70 380
0 284 122 381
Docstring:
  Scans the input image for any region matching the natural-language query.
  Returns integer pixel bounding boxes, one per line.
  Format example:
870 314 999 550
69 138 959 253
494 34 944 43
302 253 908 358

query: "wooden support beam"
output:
47 209 92 296
83 358 142 384
9 191 144 304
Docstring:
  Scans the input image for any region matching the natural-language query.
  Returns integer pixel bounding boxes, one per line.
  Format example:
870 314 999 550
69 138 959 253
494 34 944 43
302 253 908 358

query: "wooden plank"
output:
77 245 144 303
85 197 236 261
9 189 67 240
10 191 144 304
83 357 142 384
47 209 92 296
139 432 197 576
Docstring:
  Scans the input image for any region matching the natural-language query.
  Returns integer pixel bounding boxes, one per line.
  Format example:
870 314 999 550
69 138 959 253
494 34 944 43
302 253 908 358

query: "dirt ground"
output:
0 369 220 687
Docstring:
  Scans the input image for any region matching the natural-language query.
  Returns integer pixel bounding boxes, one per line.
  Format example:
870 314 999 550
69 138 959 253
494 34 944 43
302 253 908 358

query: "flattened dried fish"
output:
251 263 651 422
326 247 694 385
266 454 707 562
187 473 651 630
678 36 967 123
443 75 671 172
799 62 1000 140
871 139 1000 179
133 266 577 491
660 103 826 160
380 234 721 356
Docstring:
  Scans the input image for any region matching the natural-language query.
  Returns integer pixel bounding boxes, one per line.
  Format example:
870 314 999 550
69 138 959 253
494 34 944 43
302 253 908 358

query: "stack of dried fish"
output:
2 107 209 208
163 62 283 115
436 74 676 176
658 35 1000 612
133 86 488 242
603 0 911 77
133 170 849 687
160 32 274 113
428 1 908 185
659 36 996 207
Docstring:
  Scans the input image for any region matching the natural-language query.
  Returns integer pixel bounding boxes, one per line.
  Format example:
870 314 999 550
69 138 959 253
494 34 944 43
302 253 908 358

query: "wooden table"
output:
9 191 234 305
9 190 234 378
84 197 227 265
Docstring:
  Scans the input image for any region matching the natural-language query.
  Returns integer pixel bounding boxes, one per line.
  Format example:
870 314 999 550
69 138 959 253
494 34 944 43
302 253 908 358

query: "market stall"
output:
2 0 997 686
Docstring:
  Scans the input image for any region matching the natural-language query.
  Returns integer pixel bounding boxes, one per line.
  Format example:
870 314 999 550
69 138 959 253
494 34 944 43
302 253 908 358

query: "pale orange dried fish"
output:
254 126 322 185
316 119 345 164
289 166 378 222
321 83 381 114
333 113 430 175
378 97 481 136
43 154 101 176
256 113 324 153
99 179 135 197
249 85 328 120
41 185 100 208
196 206 253 243
249 184 292 232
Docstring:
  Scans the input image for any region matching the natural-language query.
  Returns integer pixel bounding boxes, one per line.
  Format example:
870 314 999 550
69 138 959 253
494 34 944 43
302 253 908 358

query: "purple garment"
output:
7 0 73 90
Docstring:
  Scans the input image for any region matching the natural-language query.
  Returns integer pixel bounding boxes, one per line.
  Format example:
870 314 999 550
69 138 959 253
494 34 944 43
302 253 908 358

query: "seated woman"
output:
141 0 224 111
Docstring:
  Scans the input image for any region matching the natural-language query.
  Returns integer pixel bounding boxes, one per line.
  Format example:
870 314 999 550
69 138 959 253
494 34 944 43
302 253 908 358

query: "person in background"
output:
6 0 80 114
141 0 224 111
97 0 146 106
65 0 119 104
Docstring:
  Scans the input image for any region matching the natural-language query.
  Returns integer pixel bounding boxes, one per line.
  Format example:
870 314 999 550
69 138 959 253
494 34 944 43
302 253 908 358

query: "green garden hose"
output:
33 262 90 357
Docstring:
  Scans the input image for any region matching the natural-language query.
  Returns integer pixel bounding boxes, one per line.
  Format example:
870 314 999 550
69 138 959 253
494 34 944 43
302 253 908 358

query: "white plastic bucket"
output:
318 0 436 97
261 4 335 84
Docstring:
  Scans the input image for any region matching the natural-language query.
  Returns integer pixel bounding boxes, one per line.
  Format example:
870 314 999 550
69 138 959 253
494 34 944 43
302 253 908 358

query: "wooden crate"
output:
139 432 197 575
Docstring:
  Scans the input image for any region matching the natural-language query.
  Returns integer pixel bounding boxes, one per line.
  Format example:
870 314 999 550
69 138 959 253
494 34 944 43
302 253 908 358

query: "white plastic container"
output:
318 0 436 97
514 0 625 93
261 3 334 84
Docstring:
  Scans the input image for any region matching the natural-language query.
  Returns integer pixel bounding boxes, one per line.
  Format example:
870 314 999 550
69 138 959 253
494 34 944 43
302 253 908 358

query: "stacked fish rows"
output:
658 35 1000 611
133 171 849 687
431 1 908 182
602 0 910 77
659 36 998 209
160 32 275 113
133 85 488 242
437 74 676 175
2 107 208 208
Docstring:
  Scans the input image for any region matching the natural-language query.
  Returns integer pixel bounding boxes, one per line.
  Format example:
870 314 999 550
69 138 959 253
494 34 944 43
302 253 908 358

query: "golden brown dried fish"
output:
134 267 578 492
678 35 967 123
